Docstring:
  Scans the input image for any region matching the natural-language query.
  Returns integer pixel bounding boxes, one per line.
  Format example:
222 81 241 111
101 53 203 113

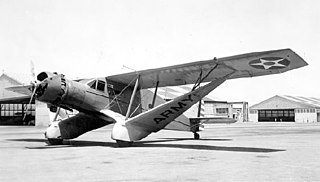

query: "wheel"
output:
116 140 133 147
46 138 63 145
194 132 200 140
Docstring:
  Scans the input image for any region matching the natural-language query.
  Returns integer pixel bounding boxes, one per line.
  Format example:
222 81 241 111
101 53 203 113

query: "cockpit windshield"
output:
87 80 105 92
87 80 96 89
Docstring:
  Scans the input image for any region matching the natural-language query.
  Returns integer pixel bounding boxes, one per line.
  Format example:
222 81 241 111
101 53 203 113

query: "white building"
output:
155 85 248 122
249 95 320 123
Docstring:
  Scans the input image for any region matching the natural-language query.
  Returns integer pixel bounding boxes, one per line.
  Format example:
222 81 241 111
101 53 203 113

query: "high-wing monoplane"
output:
6 49 307 146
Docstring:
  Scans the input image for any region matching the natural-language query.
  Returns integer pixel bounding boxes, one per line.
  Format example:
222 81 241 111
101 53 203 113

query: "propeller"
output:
30 60 36 81
22 85 37 121
22 61 38 122
20 62 69 124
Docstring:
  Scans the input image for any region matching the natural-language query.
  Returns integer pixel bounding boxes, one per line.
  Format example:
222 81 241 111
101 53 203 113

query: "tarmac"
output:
1 123 320 182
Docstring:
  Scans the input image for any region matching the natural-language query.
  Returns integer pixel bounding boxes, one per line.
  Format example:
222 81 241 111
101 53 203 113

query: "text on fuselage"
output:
154 94 194 124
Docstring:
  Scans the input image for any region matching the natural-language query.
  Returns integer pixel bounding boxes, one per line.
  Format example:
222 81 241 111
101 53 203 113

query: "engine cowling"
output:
35 72 67 105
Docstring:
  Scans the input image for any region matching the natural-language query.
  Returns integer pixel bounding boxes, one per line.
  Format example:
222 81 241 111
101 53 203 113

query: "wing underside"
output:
5 85 33 96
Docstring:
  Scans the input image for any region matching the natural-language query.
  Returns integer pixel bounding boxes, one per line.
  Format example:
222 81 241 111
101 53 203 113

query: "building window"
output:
249 110 256 114
0 103 35 117
259 110 266 117
204 104 214 115
266 110 272 117
272 110 278 117
289 110 294 117
216 108 228 114
258 109 295 122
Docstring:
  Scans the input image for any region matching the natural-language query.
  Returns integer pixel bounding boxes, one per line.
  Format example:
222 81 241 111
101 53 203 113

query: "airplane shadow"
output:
158 137 232 142
7 138 285 153
133 142 285 153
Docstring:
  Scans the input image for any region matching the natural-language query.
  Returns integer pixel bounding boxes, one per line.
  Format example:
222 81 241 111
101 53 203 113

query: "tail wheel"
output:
46 138 63 145
194 132 200 140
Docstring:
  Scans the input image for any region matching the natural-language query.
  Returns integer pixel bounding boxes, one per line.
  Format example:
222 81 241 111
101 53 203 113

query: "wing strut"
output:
192 63 219 91
149 81 160 109
125 75 140 120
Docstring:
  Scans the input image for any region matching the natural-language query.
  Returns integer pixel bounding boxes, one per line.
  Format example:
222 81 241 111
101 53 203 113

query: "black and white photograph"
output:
0 0 319 181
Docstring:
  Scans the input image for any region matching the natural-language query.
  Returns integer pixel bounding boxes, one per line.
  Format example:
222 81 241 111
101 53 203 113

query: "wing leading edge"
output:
107 49 307 89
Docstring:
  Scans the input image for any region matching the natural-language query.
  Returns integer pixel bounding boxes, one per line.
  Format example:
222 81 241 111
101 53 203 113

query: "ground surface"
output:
1 123 320 182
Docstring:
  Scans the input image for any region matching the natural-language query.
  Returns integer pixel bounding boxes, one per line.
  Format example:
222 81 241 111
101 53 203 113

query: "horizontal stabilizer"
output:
190 117 237 124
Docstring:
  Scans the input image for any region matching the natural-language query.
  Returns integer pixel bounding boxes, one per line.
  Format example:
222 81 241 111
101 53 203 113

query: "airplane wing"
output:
46 112 116 140
5 85 33 96
106 49 307 89
0 95 34 104
111 75 229 142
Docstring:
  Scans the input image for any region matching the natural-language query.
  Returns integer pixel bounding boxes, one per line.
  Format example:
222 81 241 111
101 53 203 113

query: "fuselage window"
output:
97 80 105 92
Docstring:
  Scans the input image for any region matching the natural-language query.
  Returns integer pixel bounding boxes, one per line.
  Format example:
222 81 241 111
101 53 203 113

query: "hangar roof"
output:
2 73 33 85
250 95 320 110
0 73 22 85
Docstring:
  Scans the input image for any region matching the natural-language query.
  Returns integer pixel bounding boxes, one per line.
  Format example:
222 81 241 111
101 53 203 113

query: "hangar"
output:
249 95 320 123
0 73 54 126
0 73 35 125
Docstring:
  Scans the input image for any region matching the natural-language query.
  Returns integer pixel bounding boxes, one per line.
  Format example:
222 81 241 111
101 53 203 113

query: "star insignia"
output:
250 58 289 70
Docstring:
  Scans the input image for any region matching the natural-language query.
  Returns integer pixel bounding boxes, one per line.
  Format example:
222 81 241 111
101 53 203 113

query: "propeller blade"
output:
30 60 36 81
22 85 37 121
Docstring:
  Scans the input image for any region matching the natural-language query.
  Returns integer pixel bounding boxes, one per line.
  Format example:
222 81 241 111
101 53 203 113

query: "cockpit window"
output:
97 80 105 92
87 80 97 89
87 80 105 92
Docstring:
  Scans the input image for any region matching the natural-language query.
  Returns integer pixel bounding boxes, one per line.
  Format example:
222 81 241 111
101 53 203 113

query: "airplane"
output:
5 48 307 146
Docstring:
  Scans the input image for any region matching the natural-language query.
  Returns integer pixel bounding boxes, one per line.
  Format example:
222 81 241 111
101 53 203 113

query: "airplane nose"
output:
36 75 67 105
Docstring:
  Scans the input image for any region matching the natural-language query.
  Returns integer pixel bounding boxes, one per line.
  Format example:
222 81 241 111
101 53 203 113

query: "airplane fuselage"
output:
35 72 143 116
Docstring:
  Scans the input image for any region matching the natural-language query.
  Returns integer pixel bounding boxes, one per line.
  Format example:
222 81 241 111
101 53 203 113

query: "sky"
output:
0 0 319 106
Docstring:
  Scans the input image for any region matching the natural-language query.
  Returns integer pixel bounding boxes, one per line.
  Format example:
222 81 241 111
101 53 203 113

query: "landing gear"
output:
193 132 200 140
46 138 63 145
116 140 134 147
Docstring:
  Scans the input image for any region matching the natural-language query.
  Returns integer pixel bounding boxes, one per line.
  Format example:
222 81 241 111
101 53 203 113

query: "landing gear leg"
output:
46 138 63 145
194 132 200 140
116 140 134 147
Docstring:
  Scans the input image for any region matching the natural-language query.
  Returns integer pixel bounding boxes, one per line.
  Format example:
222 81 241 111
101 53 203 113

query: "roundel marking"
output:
249 57 290 70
